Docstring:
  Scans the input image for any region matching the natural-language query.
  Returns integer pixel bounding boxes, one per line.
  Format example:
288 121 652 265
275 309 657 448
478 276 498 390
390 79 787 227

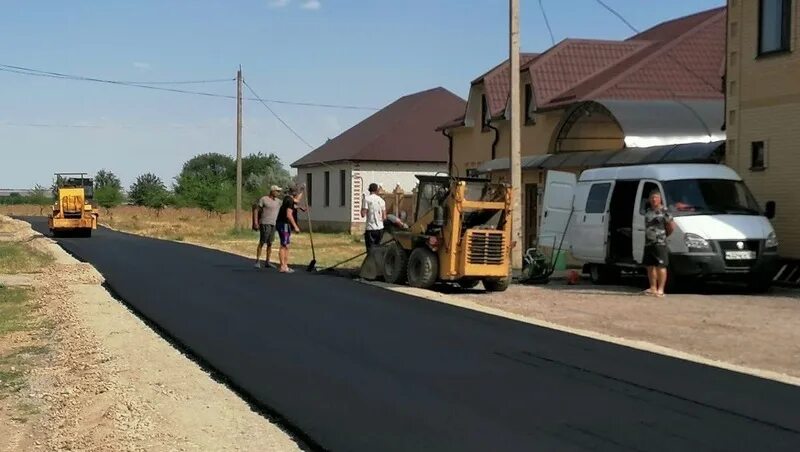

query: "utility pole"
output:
235 66 243 230
509 0 523 269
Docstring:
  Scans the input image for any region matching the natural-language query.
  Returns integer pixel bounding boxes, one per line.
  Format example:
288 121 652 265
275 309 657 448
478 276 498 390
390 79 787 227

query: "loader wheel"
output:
407 247 438 289
81 229 92 238
483 276 510 292
383 243 409 285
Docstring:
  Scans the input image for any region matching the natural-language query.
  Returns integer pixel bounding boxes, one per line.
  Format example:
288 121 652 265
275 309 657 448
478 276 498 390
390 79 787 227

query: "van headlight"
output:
684 233 711 252
766 232 779 250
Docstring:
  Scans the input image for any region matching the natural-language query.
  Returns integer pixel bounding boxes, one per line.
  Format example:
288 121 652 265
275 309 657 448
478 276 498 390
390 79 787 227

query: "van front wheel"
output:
589 264 619 285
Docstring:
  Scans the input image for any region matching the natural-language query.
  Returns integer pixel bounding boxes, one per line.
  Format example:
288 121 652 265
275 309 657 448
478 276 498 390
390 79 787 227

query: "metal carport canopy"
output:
476 141 725 173
597 98 725 148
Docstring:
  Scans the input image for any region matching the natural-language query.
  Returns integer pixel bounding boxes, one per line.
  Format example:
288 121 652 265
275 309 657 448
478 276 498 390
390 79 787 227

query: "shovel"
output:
305 197 317 272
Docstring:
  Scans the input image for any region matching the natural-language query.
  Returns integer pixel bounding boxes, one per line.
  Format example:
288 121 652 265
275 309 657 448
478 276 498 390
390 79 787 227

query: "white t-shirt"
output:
363 193 386 231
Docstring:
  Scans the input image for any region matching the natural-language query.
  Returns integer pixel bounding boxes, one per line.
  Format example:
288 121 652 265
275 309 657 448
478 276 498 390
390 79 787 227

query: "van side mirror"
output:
765 201 776 219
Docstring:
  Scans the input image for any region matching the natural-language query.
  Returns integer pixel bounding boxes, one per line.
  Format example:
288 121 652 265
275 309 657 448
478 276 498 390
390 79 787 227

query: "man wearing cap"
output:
252 185 282 268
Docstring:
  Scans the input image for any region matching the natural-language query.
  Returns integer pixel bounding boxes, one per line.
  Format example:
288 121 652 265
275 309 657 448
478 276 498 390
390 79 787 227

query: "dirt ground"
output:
390 277 800 382
0 216 300 451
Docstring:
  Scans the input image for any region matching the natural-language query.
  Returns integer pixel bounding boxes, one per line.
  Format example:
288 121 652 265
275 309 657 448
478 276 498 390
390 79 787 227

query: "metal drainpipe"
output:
487 121 500 160
442 129 454 175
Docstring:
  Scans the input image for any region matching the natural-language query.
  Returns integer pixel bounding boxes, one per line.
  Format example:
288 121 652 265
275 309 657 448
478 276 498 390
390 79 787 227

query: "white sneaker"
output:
254 262 262 269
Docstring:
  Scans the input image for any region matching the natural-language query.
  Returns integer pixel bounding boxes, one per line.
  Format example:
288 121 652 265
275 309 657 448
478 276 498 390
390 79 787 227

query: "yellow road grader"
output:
361 175 512 292
48 173 98 237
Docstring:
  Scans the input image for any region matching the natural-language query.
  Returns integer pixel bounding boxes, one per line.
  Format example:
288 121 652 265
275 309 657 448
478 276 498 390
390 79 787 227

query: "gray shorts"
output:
259 224 276 246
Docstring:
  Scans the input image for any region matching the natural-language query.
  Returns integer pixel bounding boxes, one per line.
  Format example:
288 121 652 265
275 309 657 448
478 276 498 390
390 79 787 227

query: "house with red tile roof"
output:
291 87 465 232
440 6 726 249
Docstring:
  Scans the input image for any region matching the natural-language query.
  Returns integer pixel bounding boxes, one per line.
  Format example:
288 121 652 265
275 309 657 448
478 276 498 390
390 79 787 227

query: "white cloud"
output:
301 0 321 10
133 62 151 70
269 0 290 8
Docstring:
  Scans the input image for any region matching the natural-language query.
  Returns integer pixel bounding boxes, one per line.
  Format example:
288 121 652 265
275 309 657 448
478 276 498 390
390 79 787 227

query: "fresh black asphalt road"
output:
25 217 800 451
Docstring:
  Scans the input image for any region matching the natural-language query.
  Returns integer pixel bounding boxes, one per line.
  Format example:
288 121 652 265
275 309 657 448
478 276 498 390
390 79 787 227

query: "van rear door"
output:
573 181 614 263
539 170 577 250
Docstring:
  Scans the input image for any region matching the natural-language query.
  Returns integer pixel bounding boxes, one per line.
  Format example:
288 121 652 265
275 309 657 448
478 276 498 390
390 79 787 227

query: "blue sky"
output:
0 0 724 189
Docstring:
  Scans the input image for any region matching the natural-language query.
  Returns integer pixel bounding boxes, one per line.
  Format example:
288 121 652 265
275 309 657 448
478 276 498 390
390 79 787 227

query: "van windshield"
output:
662 179 761 216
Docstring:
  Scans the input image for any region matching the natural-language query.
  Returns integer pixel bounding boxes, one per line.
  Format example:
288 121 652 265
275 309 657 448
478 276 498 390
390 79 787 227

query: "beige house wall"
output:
727 0 800 258
450 79 626 249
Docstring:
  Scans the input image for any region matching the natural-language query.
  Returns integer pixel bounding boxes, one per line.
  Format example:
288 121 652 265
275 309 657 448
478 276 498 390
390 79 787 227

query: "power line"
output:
591 0 722 94
243 79 315 149
594 0 639 35
538 0 556 46
0 63 379 111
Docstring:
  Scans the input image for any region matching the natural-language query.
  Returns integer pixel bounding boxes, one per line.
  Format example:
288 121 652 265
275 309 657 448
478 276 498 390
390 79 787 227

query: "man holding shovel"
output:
275 187 302 273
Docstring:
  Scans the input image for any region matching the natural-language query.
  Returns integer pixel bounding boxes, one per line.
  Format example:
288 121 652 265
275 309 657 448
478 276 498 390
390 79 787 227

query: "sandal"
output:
642 289 657 296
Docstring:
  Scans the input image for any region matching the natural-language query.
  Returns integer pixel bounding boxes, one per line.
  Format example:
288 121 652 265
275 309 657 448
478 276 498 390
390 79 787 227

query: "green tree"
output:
179 153 235 182
27 184 52 215
129 173 171 215
94 184 124 219
241 152 292 200
94 169 122 190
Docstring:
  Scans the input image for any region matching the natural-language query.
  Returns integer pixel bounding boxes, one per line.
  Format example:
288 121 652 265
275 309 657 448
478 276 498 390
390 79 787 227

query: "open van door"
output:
538 170 577 250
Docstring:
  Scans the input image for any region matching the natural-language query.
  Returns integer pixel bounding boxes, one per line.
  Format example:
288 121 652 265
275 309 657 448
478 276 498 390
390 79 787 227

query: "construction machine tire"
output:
81 228 92 238
407 247 438 289
457 279 480 289
483 276 510 292
383 243 409 285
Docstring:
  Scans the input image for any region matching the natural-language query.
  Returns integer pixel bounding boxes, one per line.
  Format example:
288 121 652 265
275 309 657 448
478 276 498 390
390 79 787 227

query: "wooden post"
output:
509 0 523 269
235 66 243 230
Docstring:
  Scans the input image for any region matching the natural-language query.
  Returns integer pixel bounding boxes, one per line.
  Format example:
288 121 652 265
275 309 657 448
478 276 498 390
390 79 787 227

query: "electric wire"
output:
243 79 315 149
0 63 379 111
538 0 556 46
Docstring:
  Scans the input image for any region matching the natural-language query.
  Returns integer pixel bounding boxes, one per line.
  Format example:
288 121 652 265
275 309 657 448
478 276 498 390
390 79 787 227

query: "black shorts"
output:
259 224 276 246
643 244 669 268
364 229 383 250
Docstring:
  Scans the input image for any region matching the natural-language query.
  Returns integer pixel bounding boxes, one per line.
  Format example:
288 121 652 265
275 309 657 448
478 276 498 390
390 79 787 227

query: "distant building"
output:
291 87 466 233
0 188 34 197
725 0 800 259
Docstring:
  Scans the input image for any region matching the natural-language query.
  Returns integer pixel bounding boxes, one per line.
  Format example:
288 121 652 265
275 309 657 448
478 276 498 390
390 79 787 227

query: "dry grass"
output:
0 205 366 270
0 243 53 275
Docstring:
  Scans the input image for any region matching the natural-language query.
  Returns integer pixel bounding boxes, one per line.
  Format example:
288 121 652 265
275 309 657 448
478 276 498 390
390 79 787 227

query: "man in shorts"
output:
252 185 282 269
275 188 301 273
643 190 674 297
360 183 387 251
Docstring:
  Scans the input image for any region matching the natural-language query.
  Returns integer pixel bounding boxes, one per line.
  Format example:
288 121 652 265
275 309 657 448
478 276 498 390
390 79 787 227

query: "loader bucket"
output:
359 245 388 280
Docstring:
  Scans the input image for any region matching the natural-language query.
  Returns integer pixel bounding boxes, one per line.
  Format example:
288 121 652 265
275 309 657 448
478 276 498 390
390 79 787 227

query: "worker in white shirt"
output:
361 183 387 251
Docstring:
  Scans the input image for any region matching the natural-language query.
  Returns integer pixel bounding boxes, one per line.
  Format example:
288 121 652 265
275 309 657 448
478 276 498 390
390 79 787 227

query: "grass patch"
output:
0 287 32 335
0 242 53 274
0 288 40 398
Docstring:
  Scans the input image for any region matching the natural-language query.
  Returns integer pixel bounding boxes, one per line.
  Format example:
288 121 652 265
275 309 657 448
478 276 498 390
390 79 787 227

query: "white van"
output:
539 164 779 290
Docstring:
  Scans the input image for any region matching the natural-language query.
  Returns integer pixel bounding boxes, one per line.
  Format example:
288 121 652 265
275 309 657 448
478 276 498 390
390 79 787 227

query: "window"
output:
585 183 611 214
730 21 739 38
481 95 489 132
759 0 792 55
639 182 660 214
663 179 761 216
524 84 535 124
324 171 330 207
751 141 766 170
339 170 346 206
729 80 737 96
306 172 313 206
728 109 737 126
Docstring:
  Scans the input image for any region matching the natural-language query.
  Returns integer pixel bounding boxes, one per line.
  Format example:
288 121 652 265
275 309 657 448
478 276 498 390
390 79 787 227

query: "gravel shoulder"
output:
0 216 300 452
